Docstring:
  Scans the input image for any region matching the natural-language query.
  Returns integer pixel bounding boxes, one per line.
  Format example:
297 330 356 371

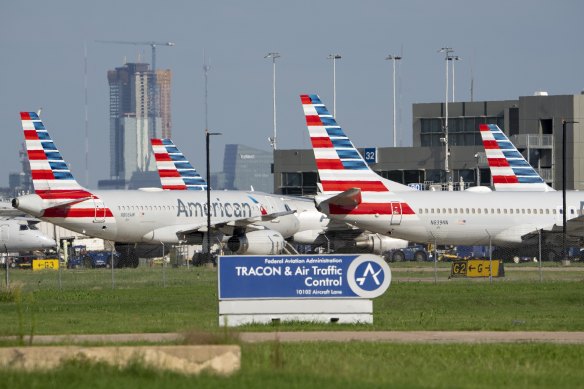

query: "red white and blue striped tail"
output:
300 94 412 194
151 138 207 191
20 112 95 201
479 124 554 192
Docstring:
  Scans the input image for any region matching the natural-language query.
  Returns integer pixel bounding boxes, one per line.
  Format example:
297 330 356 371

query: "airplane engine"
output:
354 233 408 255
227 230 285 255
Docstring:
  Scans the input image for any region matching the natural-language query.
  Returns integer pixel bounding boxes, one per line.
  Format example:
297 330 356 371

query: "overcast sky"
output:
1 0 582 189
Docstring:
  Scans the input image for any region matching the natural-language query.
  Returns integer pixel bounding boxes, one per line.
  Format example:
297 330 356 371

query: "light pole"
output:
327 54 342 117
562 120 578 261
264 52 280 150
385 54 402 147
205 129 221 263
448 55 461 102
439 47 454 182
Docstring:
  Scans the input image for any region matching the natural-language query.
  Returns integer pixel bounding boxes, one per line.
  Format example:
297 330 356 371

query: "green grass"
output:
1 265 584 388
1 342 583 389
0 266 583 335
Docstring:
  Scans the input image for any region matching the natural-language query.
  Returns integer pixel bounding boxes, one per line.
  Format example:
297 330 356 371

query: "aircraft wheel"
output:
391 250 405 262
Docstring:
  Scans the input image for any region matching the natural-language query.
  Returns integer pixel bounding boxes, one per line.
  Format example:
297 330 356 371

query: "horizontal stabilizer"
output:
317 188 362 208
43 196 93 211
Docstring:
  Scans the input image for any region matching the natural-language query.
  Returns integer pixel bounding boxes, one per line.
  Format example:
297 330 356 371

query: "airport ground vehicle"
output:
66 245 119 269
384 244 431 262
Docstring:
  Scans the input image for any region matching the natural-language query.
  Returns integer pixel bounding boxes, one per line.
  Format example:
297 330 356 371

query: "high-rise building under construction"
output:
107 62 171 182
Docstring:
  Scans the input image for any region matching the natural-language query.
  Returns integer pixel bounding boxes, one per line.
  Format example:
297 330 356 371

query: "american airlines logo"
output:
176 198 254 218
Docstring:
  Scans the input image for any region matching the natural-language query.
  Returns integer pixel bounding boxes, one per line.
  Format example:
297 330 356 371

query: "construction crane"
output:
96 40 175 73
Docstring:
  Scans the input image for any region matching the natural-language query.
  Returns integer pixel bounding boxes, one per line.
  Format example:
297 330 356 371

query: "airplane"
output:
0 215 56 252
300 94 584 260
13 112 300 267
478 123 554 192
150 138 409 255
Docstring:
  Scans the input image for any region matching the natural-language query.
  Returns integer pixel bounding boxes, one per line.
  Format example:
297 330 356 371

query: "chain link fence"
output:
2 231 583 291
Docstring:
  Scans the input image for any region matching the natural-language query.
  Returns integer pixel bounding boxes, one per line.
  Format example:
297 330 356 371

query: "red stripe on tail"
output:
27 150 46 160
492 175 519 184
310 137 334 148
24 130 39 140
482 140 499 149
31 170 54 180
316 159 344 169
162 185 187 190
487 158 510 167
300 95 312 104
153 153 172 161
321 180 388 192
305 115 322 126
158 170 181 178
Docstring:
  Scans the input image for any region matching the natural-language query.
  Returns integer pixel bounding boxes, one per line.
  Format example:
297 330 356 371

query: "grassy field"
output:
1 343 583 389
0 265 583 335
1 264 583 388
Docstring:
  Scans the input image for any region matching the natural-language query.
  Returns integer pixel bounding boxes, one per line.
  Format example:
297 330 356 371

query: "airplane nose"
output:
42 236 57 249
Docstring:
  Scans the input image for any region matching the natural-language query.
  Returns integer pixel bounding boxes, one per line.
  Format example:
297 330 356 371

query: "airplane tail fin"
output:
479 124 554 192
20 112 94 202
150 138 207 191
300 94 413 195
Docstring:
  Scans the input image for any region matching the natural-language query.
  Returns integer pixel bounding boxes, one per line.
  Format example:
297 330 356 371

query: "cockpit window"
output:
19 225 29 231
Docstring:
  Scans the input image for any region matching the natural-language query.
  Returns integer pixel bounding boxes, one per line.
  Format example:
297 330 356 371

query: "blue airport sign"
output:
363 148 377 164
218 254 391 300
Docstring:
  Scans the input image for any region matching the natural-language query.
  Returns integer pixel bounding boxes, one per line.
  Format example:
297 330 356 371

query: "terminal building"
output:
274 92 584 195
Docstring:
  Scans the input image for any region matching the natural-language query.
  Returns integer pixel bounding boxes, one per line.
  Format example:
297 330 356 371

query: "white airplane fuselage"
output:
14 189 299 244
321 190 583 246
0 219 56 251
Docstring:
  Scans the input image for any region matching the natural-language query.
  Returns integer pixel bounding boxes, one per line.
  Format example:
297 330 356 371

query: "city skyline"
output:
1 1 583 189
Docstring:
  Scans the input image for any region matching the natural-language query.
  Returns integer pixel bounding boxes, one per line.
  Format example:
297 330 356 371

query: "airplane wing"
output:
147 209 297 241
521 215 584 245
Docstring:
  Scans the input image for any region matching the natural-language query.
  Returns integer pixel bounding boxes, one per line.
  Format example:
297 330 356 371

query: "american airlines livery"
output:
150 138 408 254
300 94 584 259
478 123 554 192
151 138 207 191
13 112 299 266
